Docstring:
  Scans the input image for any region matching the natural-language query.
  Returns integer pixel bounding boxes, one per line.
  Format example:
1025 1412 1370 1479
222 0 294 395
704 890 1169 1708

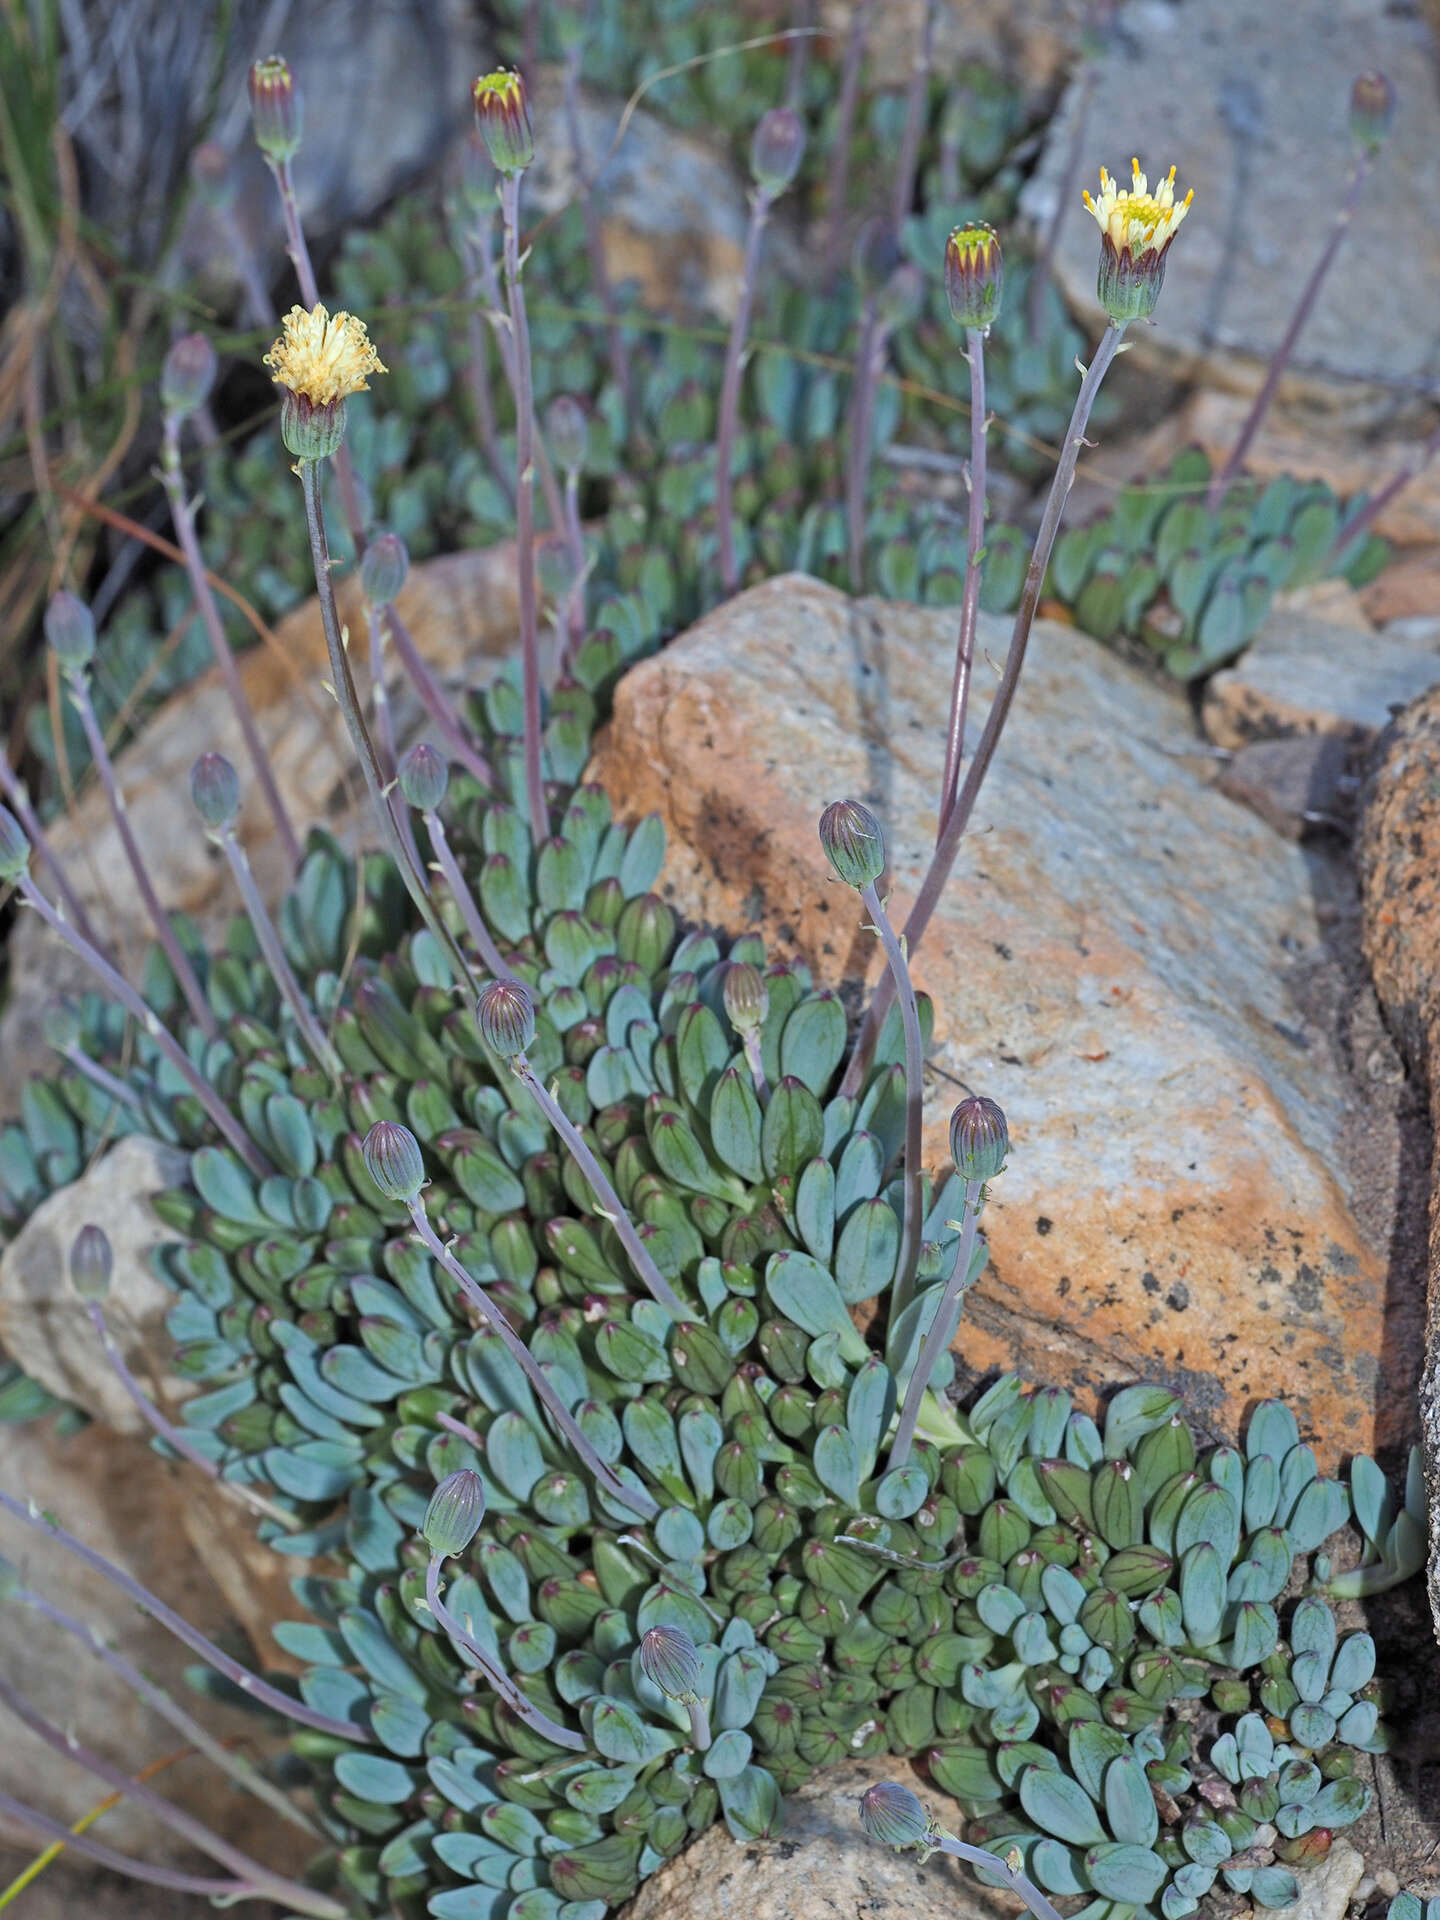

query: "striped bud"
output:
362 1120 426 1203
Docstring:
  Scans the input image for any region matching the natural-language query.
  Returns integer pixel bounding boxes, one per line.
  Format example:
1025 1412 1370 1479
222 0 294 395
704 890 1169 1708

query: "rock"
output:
1265 1843 1366 1920
1357 681 1440 1637
0 542 524 1119
1360 553 1440 625
822 0 1076 102
1214 736 1356 840
622 1754 1011 1920
1021 0 1440 413
0 1413 309 1868
0 1136 190 1430
590 573 1411 1456
1202 605 1440 752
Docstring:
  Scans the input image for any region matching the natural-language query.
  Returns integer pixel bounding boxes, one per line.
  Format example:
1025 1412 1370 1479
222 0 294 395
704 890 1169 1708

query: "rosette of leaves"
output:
1320 1445 1427 1599
1041 448 1391 678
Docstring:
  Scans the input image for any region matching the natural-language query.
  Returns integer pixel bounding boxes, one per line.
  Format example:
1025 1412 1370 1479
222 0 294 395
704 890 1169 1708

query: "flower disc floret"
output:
264 303 386 407
1083 159 1193 323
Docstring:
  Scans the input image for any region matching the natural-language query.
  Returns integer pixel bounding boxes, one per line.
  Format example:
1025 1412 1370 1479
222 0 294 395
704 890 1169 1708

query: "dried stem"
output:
861 881 924 1322
513 1057 689 1320
62 671 215 1038
160 415 302 872
891 0 937 230
887 1177 981 1469
846 299 885 593
842 324 1128 1096
0 1485 364 1740
425 1555 587 1750
0 1792 261 1899
1206 155 1370 511
563 43 632 409
822 0 874 284
297 456 478 993
405 1196 659 1519
717 186 775 596
1330 418 1440 560
0 747 107 951
16 873 270 1177
938 327 988 832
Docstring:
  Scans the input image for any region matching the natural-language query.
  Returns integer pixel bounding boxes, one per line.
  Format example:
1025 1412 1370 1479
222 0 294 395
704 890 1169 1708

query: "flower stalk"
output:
891 0 937 229
860 880 925 1322
561 39 633 410
424 1554 587 1751
822 0 873 283
887 1177 982 1469
939 327 988 829
0 746 107 951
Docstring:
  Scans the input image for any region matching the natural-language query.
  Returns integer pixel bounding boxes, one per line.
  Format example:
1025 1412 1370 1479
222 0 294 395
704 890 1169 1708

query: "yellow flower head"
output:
264 303 387 407
1083 159 1192 262
1082 160 1192 324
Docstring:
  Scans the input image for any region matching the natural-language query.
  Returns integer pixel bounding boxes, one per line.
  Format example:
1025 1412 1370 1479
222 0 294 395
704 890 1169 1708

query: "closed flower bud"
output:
750 107 806 196
950 1095 1009 1181
69 1224 113 1301
945 222 1004 330
476 978 536 1058
546 394 589 473
361 530 409 606
722 960 769 1033
818 799 885 891
473 69 534 176
0 806 31 883
162 333 217 420
189 142 235 209
190 753 241 833
44 591 95 671
41 1001 81 1052
248 56 302 165
1349 72 1395 155
639 1624 703 1702
423 1466 486 1558
362 1120 426 1203
859 1780 933 1850
399 743 449 813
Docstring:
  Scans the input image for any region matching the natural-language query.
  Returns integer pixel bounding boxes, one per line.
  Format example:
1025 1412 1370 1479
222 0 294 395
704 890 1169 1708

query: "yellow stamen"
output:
264 303 387 406
1082 158 1193 259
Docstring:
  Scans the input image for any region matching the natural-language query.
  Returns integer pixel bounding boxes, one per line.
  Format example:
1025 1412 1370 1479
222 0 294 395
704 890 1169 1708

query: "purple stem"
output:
513 1057 690 1320
742 1028 770 1105
499 170 550 846
85 1297 300 1529
12 1580 316 1836
423 807 519 983
860 880 924 1321
405 1196 659 1519
64 671 216 1038
473 226 567 535
268 154 368 554
1027 65 1095 343
367 605 425 879
891 0 937 231
160 415 302 873
381 600 494 789
17 873 270 1176
1330 418 1440 559
425 1554 587 1751
846 302 886 593
931 1832 1067 1920
785 0 817 109
562 465 587 661
0 1792 262 1898
435 1407 482 1449
59 1041 142 1109
717 187 775 596
217 825 344 1084
298 457 477 995
938 327 988 832
0 1670 347 1918
460 242 515 508
1206 154 1370 511
841 323 1127 1097
0 1485 365 1739
886 1177 981 1469
215 201 276 329
563 43 633 409
822 0 874 285
0 748 107 952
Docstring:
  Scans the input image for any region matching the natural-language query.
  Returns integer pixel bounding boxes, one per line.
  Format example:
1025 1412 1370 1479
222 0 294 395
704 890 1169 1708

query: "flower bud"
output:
161 334 217 419
189 142 236 209
1084 160 1192 326
248 56 302 165
0 806 31 883
362 1120 426 1202
639 1624 703 1702
945 222 1004 331
399 742 450 813
546 394 589 473
190 752 241 833
949 1095 1009 1182
423 1466 486 1558
722 961 770 1034
750 107 806 197
818 799 885 891
859 1780 933 1850
1349 72 1395 155
44 591 95 671
362 530 409 606
69 1224 113 1301
473 69 534 176
279 389 347 462
41 1001 81 1052
476 978 536 1058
